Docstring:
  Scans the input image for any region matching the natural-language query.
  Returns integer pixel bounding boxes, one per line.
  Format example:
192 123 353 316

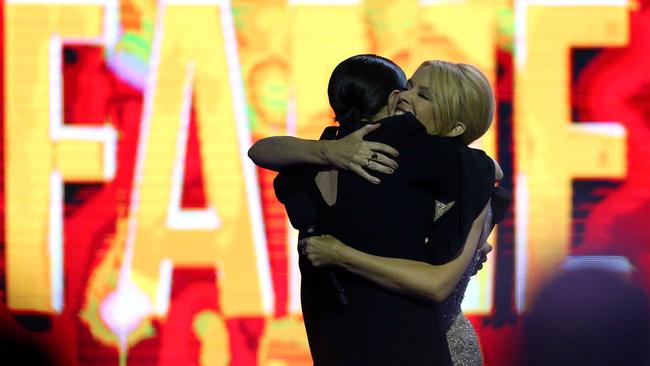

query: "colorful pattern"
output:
1 1 649 365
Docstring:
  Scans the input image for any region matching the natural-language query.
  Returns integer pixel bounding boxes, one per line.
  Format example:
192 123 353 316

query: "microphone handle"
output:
303 226 349 308
326 270 350 308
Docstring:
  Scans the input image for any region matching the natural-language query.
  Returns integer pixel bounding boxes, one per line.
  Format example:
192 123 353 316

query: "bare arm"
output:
247 124 400 183
247 135 332 170
299 203 491 302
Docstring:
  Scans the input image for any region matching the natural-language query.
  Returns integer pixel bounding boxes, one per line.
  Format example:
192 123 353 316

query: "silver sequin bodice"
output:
440 251 484 366
438 203 493 366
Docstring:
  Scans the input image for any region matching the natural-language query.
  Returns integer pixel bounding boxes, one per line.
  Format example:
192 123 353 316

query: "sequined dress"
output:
439 251 484 365
437 203 493 366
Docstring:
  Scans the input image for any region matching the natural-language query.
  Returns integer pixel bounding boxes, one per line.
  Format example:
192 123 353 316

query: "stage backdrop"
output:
2 0 649 365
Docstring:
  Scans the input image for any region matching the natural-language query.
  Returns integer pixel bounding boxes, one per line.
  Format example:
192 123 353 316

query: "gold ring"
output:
371 152 378 160
364 159 371 167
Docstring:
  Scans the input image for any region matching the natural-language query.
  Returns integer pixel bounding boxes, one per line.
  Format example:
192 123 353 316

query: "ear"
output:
448 121 466 137
387 90 401 116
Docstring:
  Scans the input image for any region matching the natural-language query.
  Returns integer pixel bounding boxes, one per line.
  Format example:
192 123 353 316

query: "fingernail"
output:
373 178 381 184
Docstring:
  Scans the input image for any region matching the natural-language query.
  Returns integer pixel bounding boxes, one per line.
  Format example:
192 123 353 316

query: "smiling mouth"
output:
396 101 414 116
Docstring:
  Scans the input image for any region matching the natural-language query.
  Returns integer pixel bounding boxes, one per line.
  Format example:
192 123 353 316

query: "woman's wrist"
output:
333 241 354 269
318 140 336 167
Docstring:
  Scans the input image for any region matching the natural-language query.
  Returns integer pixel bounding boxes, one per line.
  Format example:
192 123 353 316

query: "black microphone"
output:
276 177 350 308
300 224 350 308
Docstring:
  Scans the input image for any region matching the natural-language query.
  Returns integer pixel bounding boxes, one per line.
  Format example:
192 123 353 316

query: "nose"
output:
396 95 414 115
399 88 415 102
398 93 413 107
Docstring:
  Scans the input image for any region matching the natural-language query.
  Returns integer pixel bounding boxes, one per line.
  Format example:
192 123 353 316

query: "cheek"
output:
410 99 425 115
414 102 436 135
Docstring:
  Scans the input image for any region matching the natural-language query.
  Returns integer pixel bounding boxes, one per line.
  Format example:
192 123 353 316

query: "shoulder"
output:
363 113 433 148
383 114 458 151
273 166 319 202
461 147 495 177
368 113 463 161
374 113 423 136
407 132 461 161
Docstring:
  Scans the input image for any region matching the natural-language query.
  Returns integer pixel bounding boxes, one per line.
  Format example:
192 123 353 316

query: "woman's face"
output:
396 65 437 134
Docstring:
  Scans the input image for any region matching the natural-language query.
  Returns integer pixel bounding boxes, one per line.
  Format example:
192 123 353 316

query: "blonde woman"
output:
250 57 508 365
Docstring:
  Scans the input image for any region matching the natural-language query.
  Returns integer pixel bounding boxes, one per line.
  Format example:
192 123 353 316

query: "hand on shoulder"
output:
323 124 400 184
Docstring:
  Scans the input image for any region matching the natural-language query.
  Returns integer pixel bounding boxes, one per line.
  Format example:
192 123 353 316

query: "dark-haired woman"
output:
249 55 506 365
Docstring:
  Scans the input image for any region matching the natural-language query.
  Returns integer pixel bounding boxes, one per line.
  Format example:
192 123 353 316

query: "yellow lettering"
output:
514 3 628 310
128 3 272 320
5 3 114 312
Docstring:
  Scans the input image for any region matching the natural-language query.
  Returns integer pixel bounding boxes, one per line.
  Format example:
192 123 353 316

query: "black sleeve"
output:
360 113 458 185
457 147 496 241
402 133 460 188
490 186 512 226
273 126 338 229
425 184 511 265
423 204 462 265
422 146 496 264
320 126 338 140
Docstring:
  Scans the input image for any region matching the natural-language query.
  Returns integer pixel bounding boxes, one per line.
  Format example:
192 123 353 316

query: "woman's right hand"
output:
324 123 400 184
298 235 348 268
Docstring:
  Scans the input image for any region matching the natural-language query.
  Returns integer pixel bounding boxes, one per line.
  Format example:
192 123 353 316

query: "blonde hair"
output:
422 60 495 145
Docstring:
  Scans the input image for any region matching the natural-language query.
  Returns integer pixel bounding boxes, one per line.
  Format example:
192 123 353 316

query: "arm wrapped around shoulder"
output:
456 146 496 248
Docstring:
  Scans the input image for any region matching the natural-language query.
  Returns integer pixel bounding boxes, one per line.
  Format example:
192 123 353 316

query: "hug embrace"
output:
249 55 511 366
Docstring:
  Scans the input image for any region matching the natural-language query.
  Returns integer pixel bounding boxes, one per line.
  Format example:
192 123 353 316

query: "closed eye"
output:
418 87 431 100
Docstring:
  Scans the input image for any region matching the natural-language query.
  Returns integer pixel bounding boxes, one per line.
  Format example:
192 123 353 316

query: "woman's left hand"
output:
323 124 400 184
298 235 347 268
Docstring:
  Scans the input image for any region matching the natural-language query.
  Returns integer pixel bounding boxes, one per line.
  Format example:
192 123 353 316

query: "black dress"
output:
274 113 495 366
